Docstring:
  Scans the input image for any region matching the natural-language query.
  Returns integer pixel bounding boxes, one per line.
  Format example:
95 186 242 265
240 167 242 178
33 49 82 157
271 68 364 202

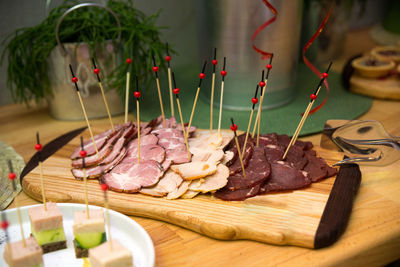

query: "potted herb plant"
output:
1 0 170 120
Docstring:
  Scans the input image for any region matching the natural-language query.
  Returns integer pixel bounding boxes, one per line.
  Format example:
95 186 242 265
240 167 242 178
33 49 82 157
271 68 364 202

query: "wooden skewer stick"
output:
152 55 166 128
230 119 246 179
217 57 227 136
210 48 217 133
80 136 90 219
69 65 99 158
282 62 332 160
134 76 141 164
92 58 115 132
125 58 132 123
100 184 112 251
242 85 259 155
8 160 26 247
35 132 46 211
172 72 191 161
165 43 174 117
186 61 207 139
252 70 266 138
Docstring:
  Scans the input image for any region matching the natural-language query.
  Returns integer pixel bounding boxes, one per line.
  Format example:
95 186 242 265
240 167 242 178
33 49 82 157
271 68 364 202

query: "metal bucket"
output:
46 3 124 121
196 0 303 111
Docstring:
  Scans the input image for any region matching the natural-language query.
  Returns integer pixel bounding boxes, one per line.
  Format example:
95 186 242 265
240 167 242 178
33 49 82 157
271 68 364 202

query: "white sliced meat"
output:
188 164 229 193
180 189 200 199
157 170 183 193
166 180 190 200
191 149 224 164
171 161 217 180
139 187 166 197
221 151 234 165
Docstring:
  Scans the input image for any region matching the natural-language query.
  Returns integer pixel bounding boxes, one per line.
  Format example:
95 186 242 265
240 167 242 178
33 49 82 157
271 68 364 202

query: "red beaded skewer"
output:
230 118 246 179
210 48 218 133
1 211 12 262
80 136 90 219
100 183 113 251
283 62 332 160
92 58 115 132
242 85 260 156
217 57 227 135
134 76 141 164
165 43 175 117
152 55 166 128
35 132 47 211
8 160 26 247
186 61 207 139
172 72 191 161
125 58 132 123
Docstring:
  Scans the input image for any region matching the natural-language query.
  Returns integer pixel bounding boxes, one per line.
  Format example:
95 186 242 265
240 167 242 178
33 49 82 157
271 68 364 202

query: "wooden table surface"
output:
2 28 400 266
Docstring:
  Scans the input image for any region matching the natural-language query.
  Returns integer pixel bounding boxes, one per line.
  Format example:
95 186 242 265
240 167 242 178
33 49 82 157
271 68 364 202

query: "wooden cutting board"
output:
21 127 360 249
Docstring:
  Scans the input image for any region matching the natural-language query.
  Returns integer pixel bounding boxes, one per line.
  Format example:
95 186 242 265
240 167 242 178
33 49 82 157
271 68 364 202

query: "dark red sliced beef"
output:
228 141 254 175
214 184 261 201
264 145 284 163
258 133 278 146
260 161 311 193
225 147 271 190
285 145 308 170
303 153 338 182
277 134 313 151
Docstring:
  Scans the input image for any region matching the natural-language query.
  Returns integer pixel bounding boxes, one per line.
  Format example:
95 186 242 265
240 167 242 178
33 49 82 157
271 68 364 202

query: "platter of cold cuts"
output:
21 117 355 249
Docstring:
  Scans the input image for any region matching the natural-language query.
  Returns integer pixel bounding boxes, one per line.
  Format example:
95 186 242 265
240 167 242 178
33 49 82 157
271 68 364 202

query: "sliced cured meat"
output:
180 189 200 199
191 150 224 164
152 128 183 139
171 161 217 180
260 161 311 193
158 138 186 150
156 170 183 193
264 145 284 163
71 130 123 168
165 149 191 164
214 183 261 201
285 145 308 170
227 141 254 174
124 144 165 164
71 148 127 179
166 180 190 199
127 134 158 149
258 133 278 146
221 151 234 165
225 147 271 190
277 134 313 151
176 124 197 137
102 160 164 193
161 160 172 172
189 164 229 193
303 154 333 182
139 187 166 197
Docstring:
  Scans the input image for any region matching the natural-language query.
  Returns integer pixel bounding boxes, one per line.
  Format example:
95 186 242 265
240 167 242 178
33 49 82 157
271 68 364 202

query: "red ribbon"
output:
302 2 333 115
251 0 277 60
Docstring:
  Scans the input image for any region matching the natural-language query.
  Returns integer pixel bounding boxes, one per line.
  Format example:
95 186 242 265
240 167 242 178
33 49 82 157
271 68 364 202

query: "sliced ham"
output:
171 161 217 180
123 144 165 164
165 149 191 164
188 164 229 193
166 180 190 200
127 134 158 149
152 128 184 139
158 138 186 150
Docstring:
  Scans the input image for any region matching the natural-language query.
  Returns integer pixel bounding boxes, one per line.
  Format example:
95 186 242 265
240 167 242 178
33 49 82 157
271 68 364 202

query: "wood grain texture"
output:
21 126 343 248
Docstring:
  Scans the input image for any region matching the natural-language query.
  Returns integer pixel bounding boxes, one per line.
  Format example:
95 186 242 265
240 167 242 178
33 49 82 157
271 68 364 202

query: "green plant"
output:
1 0 172 105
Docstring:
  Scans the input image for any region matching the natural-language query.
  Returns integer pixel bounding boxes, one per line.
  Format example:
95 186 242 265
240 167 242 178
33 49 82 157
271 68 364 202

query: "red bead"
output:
100 183 109 191
152 66 159 72
165 55 171 62
0 221 9 230
322 72 328 78
199 73 206 79
35 144 42 151
126 58 132 64
79 150 87 157
72 77 78 83
251 97 258 104
212 59 218 65
173 88 180 94
230 124 238 131
220 70 227 77
266 64 272 70
8 173 16 180
134 91 141 98
93 68 100 74
259 81 266 88
310 94 317 100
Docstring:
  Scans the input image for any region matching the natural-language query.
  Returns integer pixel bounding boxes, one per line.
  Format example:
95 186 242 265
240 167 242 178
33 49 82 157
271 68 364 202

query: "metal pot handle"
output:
55 3 122 56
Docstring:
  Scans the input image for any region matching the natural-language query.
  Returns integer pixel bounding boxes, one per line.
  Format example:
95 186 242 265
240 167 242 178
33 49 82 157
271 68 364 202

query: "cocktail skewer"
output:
242 85 259 155
100 183 113 251
35 132 46 210
186 61 207 139
252 70 266 138
165 43 174 117
217 57 227 136
1 212 12 266
80 136 90 218
210 48 218 133
8 160 26 247
125 58 132 123
152 55 166 128
92 58 115 132
69 64 99 157
230 119 246 179
134 76 141 164
172 72 191 161
282 62 332 160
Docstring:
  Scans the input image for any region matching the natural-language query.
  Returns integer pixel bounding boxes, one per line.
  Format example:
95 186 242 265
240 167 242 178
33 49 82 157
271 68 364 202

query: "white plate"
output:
0 203 155 267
